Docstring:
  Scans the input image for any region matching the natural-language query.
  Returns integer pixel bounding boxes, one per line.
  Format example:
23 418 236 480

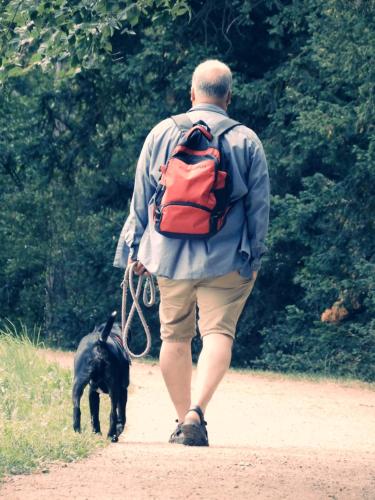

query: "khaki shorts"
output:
157 271 255 342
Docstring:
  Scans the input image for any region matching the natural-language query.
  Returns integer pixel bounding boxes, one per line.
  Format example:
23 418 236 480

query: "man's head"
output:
191 60 232 110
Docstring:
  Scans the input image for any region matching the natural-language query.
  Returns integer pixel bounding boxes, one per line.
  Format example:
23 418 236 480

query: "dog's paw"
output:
110 434 119 443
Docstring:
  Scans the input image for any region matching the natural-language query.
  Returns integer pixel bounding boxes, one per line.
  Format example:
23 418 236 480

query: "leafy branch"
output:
0 0 189 82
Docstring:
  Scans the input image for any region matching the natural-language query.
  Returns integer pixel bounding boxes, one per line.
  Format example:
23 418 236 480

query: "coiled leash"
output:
121 262 156 358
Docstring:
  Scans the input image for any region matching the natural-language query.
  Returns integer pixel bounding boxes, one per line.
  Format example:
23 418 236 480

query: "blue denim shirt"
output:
113 103 270 279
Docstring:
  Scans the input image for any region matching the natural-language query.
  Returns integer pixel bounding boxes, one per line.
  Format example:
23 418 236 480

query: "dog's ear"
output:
100 311 117 343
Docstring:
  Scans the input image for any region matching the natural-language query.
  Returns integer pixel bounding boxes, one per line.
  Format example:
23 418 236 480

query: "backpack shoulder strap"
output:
171 113 194 131
212 117 241 137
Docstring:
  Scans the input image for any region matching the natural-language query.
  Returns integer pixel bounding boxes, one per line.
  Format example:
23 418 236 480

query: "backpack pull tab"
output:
186 122 213 141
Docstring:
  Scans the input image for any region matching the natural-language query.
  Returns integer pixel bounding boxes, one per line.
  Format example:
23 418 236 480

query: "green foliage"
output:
255 0 375 380
0 0 374 378
0 0 189 80
0 326 107 478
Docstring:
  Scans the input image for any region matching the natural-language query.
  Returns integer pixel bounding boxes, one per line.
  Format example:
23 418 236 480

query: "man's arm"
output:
116 130 156 270
244 138 270 277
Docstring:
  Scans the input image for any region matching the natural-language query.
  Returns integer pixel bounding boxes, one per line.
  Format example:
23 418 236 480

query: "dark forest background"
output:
1 0 374 379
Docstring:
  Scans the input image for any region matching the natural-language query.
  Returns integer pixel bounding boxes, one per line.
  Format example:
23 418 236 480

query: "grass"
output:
0 323 109 480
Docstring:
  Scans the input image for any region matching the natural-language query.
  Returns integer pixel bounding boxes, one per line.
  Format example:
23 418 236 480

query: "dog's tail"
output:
99 311 117 343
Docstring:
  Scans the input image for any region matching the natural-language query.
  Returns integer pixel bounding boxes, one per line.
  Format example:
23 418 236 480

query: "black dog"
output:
72 311 130 442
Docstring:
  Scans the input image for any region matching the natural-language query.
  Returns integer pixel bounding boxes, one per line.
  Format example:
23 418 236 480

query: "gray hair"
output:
192 60 232 99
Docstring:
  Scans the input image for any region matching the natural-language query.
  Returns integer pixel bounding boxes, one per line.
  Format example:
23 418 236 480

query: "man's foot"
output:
181 406 209 446
169 406 208 446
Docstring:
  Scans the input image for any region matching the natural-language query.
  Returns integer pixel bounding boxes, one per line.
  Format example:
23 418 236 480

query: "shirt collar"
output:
187 103 228 117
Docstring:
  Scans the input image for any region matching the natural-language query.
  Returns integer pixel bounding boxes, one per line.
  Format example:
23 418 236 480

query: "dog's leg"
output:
72 378 86 433
108 387 120 442
89 387 101 434
116 387 128 436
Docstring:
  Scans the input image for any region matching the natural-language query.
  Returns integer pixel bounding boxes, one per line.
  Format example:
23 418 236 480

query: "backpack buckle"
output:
154 206 161 222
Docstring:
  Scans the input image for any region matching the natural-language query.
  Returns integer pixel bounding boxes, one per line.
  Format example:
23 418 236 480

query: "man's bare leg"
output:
159 340 192 423
185 333 233 423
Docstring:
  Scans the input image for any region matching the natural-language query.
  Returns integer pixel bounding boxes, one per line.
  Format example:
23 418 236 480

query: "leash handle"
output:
121 262 156 358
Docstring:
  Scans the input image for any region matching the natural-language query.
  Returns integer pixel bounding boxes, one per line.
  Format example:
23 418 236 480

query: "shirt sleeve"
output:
244 139 270 273
113 130 156 268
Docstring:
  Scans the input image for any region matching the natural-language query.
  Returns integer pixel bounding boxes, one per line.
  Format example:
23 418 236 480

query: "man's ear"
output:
190 86 195 104
226 90 232 106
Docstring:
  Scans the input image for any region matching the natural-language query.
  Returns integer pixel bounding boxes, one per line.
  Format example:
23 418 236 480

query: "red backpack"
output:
153 113 240 239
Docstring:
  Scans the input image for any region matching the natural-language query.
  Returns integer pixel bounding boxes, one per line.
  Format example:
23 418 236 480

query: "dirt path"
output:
2 350 375 499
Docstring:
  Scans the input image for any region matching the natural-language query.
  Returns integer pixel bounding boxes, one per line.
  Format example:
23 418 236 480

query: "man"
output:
114 59 270 446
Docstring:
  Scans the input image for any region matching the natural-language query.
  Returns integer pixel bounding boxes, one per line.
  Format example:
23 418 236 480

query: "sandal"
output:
180 406 209 447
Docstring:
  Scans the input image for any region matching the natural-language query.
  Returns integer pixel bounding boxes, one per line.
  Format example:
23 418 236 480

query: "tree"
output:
1 0 374 378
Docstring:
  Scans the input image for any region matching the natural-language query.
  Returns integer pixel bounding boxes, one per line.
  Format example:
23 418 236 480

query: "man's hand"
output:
128 257 150 276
